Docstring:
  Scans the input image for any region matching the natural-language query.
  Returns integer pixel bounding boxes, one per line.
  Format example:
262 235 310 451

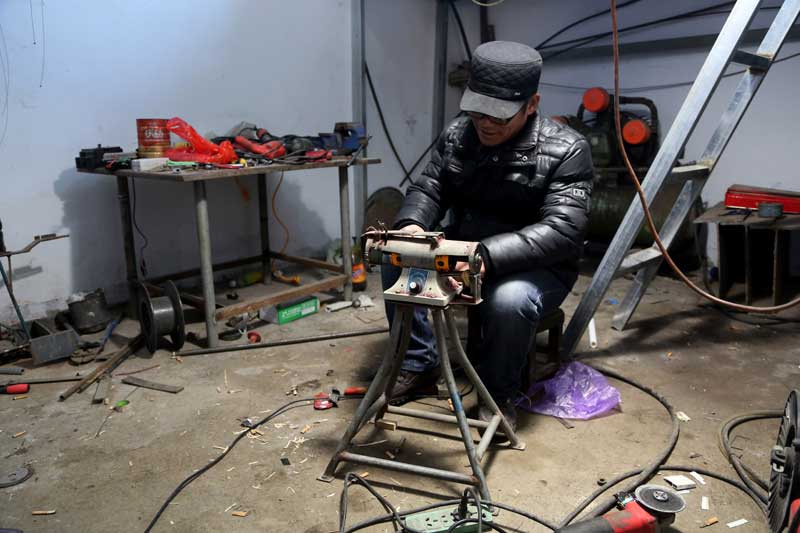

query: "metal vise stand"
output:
318 230 525 502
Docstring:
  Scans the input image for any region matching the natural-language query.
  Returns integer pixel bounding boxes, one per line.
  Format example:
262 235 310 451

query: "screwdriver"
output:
2 384 29 395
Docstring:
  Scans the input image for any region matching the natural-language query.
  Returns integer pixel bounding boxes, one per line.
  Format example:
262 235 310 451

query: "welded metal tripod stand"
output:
318 304 525 501
562 0 800 356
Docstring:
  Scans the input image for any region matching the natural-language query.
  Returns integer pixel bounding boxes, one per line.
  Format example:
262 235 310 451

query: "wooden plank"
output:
59 336 143 401
121 376 183 394
270 251 345 274
214 274 348 321
147 254 263 285
92 376 111 404
1 374 84 387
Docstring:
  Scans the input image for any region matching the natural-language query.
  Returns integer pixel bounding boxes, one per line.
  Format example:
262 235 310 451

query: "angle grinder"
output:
556 485 685 532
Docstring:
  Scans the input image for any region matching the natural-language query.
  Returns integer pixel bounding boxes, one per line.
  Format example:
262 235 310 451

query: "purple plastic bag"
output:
515 362 621 420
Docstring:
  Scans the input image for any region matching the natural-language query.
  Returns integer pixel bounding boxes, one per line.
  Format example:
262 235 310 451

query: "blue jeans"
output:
381 262 570 401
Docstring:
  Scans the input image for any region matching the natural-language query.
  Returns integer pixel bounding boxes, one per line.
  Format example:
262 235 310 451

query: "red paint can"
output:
136 118 171 149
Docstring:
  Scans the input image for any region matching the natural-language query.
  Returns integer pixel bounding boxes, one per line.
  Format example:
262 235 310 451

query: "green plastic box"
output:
275 296 319 324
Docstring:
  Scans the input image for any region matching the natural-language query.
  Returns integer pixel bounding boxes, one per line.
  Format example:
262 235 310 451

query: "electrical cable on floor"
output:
609 0 800 315
557 364 680 525
143 397 335 533
339 474 557 532
718 411 782 497
449 0 472 61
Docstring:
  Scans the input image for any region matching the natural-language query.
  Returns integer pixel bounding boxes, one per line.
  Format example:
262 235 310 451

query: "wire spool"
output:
138 281 185 354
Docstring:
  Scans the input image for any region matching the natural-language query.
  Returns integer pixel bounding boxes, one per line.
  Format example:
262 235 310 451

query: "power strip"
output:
402 504 493 532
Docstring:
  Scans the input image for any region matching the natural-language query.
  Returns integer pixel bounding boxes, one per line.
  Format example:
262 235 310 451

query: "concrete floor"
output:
1 271 799 532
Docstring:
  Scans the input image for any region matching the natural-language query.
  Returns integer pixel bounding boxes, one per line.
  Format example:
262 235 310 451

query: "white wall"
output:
363 0 438 194
0 0 355 322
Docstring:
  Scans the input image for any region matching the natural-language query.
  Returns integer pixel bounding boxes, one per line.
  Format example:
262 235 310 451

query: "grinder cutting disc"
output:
634 484 685 516
768 389 800 532
0 465 33 488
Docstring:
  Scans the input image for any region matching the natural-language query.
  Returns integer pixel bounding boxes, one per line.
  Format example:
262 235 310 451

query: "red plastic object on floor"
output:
247 331 261 344
724 184 800 214
2 383 29 394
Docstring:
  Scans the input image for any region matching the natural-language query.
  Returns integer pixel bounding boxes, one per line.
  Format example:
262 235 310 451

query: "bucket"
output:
136 118 170 150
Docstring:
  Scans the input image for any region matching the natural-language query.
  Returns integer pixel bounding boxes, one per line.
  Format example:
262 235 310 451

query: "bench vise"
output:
362 230 483 307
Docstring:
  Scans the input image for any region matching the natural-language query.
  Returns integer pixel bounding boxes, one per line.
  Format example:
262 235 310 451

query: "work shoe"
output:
478 398 518 435
388 368 440 405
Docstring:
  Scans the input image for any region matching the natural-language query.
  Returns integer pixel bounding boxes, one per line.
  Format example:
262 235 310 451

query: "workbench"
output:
695 201 800 305
81 157 380 348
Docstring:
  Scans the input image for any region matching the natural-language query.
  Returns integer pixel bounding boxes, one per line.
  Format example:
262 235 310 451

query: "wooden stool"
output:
523 307 565 390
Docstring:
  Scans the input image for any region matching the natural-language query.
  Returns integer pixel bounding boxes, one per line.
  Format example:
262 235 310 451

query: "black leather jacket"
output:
394 113 594 287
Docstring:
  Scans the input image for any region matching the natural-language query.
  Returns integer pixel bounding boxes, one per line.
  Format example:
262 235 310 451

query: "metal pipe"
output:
59 336 143 401
338 451 477 485
444 310 525 450
386 405 490 429
476 415 501 461
257 173 272 283
319 309 410 482
339 166 353 301
0 258 30 340
175 327 389 357
117 176 139 316
433 309 490 501
193 181 218 348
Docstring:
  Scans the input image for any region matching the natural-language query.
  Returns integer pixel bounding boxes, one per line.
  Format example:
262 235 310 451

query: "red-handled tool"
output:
2 384 29 394
313 386 367 410
234 137 286 159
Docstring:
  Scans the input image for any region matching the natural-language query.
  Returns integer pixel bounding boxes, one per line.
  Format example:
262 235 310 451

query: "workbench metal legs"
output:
339 166 353 301
319 305 525 501
257 174 272 283
193 181 218 348
116 176 139 317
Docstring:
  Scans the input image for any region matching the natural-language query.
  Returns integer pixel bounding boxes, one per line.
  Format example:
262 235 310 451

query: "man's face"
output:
469 94 540 147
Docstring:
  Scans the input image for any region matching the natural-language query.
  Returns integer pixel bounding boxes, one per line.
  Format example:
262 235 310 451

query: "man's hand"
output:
445 260 486 292
400 224 425 234
454 261 486 278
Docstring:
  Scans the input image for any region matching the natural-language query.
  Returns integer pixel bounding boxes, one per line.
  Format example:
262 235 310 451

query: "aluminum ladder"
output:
562 0 800 357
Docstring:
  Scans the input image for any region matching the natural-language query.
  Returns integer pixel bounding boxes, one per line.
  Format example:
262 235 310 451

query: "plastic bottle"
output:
351 239 367 292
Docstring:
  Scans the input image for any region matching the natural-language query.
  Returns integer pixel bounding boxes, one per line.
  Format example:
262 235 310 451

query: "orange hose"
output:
270 172 300 285
610 0 800 314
